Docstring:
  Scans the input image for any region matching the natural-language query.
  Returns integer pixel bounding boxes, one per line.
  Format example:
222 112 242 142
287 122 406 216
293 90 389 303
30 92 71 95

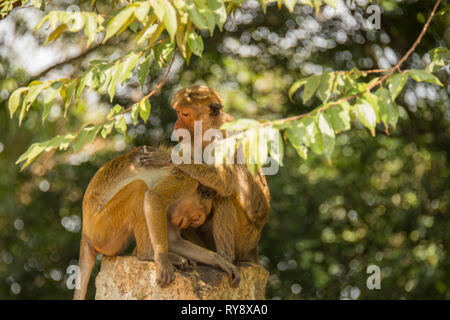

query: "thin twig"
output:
274 0 442 126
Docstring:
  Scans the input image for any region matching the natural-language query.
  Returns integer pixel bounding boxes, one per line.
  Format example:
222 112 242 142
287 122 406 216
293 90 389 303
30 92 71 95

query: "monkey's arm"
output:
137 146 234 197
174 163 235 197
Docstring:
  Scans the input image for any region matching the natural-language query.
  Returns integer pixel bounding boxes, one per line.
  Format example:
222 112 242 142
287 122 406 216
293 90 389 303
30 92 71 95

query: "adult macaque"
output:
73 146 240 300
142 86 271 264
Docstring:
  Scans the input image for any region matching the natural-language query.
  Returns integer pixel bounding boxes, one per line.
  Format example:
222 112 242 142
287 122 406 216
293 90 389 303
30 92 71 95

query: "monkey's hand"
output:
168 252 196 271
218 260 241 288
155 253 175 287
135 146 172 167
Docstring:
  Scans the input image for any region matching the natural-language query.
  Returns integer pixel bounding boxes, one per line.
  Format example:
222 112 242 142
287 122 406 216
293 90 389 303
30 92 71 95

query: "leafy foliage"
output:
0 0 449 300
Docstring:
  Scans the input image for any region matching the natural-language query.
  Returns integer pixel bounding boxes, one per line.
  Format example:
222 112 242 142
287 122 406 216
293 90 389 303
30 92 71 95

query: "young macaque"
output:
73 146 240 300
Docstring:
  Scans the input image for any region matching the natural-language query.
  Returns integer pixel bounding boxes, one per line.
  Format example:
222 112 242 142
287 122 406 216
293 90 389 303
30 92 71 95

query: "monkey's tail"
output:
73 235 97 300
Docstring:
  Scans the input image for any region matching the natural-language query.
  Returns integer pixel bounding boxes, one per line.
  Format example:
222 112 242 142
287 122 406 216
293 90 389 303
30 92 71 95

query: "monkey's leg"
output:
211 197 238 262
169 229 240 287
73 234 97 300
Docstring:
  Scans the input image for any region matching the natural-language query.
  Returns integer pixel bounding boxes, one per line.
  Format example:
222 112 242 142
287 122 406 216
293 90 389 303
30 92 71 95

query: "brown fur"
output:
74 146 239 300
170 86 271 264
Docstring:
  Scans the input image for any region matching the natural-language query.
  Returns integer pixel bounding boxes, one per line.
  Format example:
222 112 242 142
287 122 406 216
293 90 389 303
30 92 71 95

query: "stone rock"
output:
95 256 269 300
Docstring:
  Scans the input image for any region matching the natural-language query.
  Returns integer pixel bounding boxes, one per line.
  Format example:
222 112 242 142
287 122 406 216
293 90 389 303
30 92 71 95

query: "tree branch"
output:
275 0 442 126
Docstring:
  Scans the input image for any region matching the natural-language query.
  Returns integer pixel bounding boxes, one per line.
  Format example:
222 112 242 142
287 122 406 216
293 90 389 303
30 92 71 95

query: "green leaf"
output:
186 0 216 35
288 78 307 102
407 69 443 86
268 129 284 166
221 119 260 131
74 75 86 105
362 91 380 122
286 119 312 159
16 143 46 170
139 99 151 123
316 112 335 159
137 53 151 88
325 101 351 133
150 0 177 40
24 81 50 111
316 72 335 103
131 103 140 125
303 74 321 104
108 62 124 102
8 87 29 118
324 0 337 7
44 24 68 45
101 121 114 138
16 134 76 170
42 82 62 124
426 47 449 72
187 30 204 57
437 4 450 15
115 115 128 135
103 5 136 43
63 79 79 117
121 52 140 85
387 73 408 100
107 104 124 119
154 40 175 67
135 1 151 22
84 13 97 47
353 98 377 136
376 87 399 131
206 0 227 30
73 126 101 151
284 0 297 12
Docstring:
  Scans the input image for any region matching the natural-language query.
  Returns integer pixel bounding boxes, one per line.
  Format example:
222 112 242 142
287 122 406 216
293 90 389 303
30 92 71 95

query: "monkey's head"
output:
171 86 234 146
169 197 213 230
169 185 216 230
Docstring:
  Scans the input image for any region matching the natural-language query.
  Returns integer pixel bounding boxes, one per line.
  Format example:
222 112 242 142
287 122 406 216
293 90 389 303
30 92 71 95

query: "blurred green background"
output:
0 0 449 299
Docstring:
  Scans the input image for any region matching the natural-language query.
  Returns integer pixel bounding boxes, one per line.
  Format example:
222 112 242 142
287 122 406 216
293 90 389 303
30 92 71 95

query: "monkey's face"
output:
173 105 199 138
170 197 212 230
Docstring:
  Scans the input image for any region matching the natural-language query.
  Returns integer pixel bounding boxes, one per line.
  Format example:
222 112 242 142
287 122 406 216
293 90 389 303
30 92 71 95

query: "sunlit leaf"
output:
121 52 140 85
303 74 321 104
137 53 151 88
407 69 443 86
317 112 335 159
187 30 204 57
326 101 351 133
316 72 335 103
353 98 377 136
73 125 100 151
387 73 408 100
139 99 151 123
8 87 29 118
108 62 124 102
101 121 114 138
103 5 136 43
114 115 127 135
376 87 399 131
288 78 307 102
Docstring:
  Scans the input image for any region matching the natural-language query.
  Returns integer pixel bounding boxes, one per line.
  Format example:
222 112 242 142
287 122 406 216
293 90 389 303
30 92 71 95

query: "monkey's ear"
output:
209 103 223 116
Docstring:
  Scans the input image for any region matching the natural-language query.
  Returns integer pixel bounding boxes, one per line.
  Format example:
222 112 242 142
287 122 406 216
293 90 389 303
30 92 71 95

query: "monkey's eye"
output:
181 112 190 117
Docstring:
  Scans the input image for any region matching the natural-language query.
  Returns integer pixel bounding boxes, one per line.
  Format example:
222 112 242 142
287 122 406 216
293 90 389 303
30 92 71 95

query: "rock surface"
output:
95 256 269 300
